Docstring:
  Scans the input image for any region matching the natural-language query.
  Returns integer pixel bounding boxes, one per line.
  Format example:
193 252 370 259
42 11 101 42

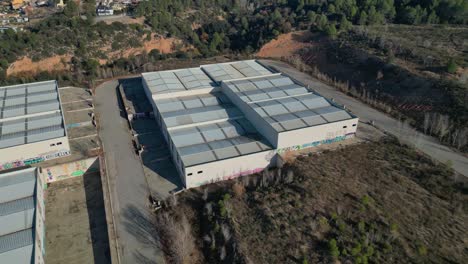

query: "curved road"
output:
95 80 165 264
260 60 468 177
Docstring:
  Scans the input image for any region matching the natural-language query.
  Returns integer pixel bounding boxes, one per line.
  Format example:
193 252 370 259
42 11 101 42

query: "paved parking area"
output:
96 80 165 264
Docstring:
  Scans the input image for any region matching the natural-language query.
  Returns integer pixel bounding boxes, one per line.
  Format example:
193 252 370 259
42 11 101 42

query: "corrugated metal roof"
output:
201 60 272 83
0 168 36 188
224 75 353 132
0 228 34 254
0 196 34 217
169 118 272 167
143 67 217 95
0 167 36 260
0 81 59 120
0 81 66 149
144 60 354 168
157 93 244 129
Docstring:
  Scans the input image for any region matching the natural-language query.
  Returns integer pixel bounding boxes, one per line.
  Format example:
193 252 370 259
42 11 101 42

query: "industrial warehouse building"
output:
0 167 46 264
142 60 358 188
0 81 70 171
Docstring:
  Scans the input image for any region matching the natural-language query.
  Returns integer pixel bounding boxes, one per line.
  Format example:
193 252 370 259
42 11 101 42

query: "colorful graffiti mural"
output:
43 157 99 183
66 121 92 129
277 133 355 154
0 150 70 171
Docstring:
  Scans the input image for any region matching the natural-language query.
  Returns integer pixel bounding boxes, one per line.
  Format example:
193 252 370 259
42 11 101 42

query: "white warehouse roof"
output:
201 60 272 82
142 67 217 95
223 75 353 132
154 92 273 167
142 60 356 170
0 167 38 264
0 81 67 149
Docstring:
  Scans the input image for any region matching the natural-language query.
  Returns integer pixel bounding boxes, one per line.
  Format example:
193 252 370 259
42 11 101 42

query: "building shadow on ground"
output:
122 204 164 263
117 76 184 198
83 167 112 264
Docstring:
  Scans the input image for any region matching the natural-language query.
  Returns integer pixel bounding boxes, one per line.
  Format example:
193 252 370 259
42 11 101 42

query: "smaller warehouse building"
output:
0 167 46 264
0 81 70 171
142 60 359 188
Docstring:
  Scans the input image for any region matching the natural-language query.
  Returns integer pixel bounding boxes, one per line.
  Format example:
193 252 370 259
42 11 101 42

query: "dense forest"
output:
0 0 466 81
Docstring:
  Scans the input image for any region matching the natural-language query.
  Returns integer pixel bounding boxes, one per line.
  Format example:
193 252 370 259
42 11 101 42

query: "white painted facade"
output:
184 150 276 188
0 136 70 171
276 118 358 149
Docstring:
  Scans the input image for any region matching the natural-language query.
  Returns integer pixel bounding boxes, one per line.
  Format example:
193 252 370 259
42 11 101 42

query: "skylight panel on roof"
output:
213 147 239 160
6 87 26 96
201 129 226 142
270 77 295 87
172 131 205 147
259 102 289 116
179 144 212 157
277 97 308 112
253 79 272 89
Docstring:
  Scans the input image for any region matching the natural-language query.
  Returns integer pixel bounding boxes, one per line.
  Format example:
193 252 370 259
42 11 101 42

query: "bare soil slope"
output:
257 31 314 58
7 55 70 77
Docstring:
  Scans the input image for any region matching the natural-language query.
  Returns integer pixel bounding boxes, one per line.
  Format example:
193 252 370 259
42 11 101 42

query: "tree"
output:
83 58 99 76
446 59 457 74
358 11 368 25
317 14 328 31
63 0 79 17
329 238 340 258
326 24 338 38
339 16 352 32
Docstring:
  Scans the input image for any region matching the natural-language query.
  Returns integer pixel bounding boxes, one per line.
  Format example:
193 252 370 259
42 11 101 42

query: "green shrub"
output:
328 238 340 258
361 195 371 206
446 59 457 74
417 245 428 256
358 221 366 233
351 243 362 256
383 242 392 253
365 245 374 257
218 200 227 217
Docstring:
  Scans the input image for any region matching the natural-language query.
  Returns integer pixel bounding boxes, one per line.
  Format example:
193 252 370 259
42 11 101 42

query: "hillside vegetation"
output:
1 0 466 82
155 137 467 263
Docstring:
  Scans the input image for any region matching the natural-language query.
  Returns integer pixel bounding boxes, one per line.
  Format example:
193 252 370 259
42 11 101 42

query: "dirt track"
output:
260 59 468 178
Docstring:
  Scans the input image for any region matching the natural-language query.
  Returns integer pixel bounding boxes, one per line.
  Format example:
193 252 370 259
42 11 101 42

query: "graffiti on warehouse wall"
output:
277 133 355 154
0 150 70 171
43 157 99 183
188 133 356 188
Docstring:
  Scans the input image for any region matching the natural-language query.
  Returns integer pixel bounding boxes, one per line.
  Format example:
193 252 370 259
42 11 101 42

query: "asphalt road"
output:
95 80 165 264
260 60 468 177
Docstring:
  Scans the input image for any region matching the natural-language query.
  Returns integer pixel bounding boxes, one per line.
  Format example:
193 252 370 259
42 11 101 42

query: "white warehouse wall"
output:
0 136 70 170
277 118 359 149
184 149 276 188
